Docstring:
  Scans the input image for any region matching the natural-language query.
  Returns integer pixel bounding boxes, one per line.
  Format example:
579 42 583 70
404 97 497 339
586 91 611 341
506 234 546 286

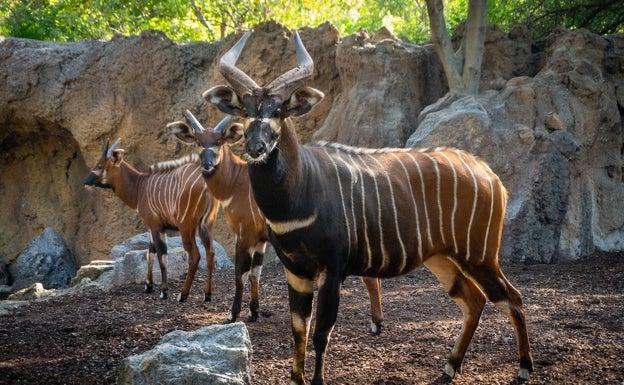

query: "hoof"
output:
436 373 453 384
222 315 236 324
145 283 154 293
159 290 168 300
517 367 531 383
435 363 458 384
369 321 383 336
177 293 187 302
246 313 258 323
290 373 306 385
204 293 212 302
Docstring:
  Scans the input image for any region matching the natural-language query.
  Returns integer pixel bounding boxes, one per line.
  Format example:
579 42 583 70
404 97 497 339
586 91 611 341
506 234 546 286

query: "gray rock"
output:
117 232 233 267
9 228 77 290
109 244 131 260
8 282 54 301
314 30 446 147
110 234 232 287
0 262 8 286
70 260 115 286
117 322 252 385
123 233 151 251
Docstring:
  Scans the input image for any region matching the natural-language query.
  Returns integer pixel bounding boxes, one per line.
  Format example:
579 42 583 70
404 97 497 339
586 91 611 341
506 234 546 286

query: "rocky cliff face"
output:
407 28 624 262
0 22 340 266
1 22 622 265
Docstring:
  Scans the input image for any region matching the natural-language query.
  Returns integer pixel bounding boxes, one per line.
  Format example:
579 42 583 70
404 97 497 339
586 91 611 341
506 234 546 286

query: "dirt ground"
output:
0 251 623 385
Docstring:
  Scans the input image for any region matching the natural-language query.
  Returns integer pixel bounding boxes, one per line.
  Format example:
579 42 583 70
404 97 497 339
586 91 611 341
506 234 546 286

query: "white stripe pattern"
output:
390 152 422 264
311 142 504 274
323 148 352 256
367 154 407 273
357 153 389 271
455 150 479 261
141 159 208 229
437 151 459 255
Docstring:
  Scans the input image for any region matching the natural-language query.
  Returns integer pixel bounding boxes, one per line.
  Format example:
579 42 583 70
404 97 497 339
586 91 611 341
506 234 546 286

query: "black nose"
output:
246 140 265 159
84 172 98 186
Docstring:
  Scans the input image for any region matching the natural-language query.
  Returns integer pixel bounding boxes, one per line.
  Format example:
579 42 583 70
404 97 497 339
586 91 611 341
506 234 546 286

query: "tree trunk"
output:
425 0 463 93
462 0 487 94
424 0 487 96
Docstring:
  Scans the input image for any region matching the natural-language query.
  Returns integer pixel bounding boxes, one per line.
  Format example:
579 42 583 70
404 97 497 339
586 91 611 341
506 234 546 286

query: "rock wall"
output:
1 21 622 265
407 28 624 262
0 22 340 266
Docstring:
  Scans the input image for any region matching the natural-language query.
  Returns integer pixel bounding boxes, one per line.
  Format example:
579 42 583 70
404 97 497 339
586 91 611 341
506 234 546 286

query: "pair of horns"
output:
103 112 230 156
104 137 121 158
105 31 306 152
184 110 232 134
219 29 314 98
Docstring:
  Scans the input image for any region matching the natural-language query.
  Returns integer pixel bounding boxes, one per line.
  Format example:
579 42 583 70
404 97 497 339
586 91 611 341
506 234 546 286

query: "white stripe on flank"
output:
165 169 176 217
456 150 479 261
370 154 407 273
176 169 184 218
357 154 389 271
267 211 318 235
248 187 259 230
357 153 388 268
432 155 445 245
176 168 189 221
407 153 433 250
337 152 359 256
323 148 352 256
350 154 372 270
438 151 459 255
156 172 165 212
390 152 422 265
146 176 159 218
190 176 207 223
179 170 202 223
155 173 166 217
481 172 495 263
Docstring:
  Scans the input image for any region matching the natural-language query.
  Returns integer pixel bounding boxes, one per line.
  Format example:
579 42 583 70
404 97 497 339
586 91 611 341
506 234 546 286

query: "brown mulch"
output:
1 251 623 385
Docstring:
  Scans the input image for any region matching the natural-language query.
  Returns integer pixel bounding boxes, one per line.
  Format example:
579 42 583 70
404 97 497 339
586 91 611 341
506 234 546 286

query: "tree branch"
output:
461 0 487 94
190 0 215 40
425 0 463 94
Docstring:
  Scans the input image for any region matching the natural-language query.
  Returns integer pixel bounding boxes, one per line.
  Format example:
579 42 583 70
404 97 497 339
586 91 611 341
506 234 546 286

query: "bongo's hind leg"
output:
361 276 384 335
467 264 534 382
425 255 487 382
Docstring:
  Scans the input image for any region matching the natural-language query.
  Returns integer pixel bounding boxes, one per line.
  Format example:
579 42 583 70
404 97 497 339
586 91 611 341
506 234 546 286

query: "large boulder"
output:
314 28 447 147
407 29 624 263
111 233 234 285
110 233 233 287
8 227 77 290
117 322 252 385
70 260 115 287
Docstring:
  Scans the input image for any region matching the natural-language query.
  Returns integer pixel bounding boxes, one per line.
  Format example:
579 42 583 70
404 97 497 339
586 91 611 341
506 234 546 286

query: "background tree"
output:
0 0 622 43
425 0 486 96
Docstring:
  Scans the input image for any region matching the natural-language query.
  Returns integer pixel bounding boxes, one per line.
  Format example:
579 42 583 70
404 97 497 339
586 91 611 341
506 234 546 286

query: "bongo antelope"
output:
202 30 533 385
84 139 219 302
168 114 268 323
168 112 385 331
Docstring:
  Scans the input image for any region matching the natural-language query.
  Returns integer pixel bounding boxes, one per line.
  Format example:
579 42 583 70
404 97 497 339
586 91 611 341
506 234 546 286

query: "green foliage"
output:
0 0 622 43
487 0 624 38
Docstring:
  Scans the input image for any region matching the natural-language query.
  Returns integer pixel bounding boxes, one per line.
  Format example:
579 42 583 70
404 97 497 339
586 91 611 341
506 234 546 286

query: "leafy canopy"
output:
0 0 622 42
